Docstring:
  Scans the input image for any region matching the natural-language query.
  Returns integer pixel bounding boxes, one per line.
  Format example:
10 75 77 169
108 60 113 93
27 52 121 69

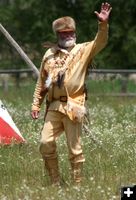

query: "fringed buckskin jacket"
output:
32 21 109 122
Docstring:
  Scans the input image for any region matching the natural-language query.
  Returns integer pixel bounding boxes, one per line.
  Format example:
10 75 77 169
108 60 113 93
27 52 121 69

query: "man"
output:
31 2 112 185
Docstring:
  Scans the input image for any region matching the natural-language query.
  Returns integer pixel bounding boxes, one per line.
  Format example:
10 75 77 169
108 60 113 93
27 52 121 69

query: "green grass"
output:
0 80 136 200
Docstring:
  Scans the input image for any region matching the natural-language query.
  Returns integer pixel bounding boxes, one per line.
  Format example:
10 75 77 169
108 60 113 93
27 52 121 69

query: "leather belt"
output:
59 96 67 102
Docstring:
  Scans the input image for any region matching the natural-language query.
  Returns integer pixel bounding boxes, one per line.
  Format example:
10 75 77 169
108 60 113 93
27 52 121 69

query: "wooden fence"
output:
89 69 136 97
0 69 33 91
0 69 136 96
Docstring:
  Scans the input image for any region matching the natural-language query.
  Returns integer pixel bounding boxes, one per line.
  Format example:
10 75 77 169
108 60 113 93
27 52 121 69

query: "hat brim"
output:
57 28 75 33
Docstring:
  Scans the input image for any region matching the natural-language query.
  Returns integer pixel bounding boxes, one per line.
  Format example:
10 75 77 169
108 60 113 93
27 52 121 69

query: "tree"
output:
0 0 136 69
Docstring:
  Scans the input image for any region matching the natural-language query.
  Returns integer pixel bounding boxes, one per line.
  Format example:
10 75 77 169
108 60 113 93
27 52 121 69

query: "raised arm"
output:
91 2 112 57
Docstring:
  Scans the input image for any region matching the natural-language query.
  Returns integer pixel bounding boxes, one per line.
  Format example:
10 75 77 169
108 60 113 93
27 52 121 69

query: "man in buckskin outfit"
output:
31 2 112 185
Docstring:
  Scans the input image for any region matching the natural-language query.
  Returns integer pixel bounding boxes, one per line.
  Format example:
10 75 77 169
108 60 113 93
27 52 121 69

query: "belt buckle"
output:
60 96 67 102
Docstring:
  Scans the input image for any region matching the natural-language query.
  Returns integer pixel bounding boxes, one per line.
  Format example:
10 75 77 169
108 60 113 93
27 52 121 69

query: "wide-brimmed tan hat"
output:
52 16 76 33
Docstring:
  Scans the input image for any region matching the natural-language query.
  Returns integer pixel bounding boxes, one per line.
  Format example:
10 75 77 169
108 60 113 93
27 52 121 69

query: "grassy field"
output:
0 80 136 200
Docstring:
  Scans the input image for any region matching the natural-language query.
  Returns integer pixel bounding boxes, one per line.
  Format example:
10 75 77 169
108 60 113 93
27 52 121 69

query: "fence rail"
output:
90 69 136 74
0 69 136 74
0 69 33 74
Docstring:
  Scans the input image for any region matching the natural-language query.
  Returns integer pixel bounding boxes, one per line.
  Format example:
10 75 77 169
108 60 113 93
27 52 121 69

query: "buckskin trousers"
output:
39 110 85 164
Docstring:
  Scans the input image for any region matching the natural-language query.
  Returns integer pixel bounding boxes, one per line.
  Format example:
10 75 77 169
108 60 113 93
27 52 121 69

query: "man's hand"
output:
31 110 39 119
94 2 112 22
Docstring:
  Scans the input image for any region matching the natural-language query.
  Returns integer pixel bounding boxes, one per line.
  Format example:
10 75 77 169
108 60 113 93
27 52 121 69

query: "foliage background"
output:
0 0 136 69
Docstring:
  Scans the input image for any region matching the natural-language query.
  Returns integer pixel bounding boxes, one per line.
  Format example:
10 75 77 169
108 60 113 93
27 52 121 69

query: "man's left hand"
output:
94 2 112 22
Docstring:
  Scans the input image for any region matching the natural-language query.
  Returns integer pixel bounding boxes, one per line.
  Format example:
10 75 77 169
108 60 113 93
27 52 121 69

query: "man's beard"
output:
58 37 76 48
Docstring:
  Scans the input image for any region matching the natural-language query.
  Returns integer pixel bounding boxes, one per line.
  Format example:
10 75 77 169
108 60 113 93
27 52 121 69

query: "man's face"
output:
57 31 76 48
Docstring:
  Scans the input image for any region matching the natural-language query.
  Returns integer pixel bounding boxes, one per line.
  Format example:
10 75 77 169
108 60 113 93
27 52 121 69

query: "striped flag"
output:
0 100 25 145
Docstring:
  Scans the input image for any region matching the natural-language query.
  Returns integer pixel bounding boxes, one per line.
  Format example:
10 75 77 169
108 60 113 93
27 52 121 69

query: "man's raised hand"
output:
94 2 112 22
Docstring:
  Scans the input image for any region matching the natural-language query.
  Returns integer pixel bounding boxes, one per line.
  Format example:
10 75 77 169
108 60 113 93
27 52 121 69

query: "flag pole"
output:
0 23 39 78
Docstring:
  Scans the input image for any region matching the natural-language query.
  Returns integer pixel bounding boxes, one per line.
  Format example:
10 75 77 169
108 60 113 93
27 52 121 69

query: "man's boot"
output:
71 162 83 184
44 158 60 186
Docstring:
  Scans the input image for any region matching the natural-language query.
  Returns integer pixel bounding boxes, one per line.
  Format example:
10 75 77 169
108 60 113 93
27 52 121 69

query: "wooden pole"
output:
0 23 39 78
